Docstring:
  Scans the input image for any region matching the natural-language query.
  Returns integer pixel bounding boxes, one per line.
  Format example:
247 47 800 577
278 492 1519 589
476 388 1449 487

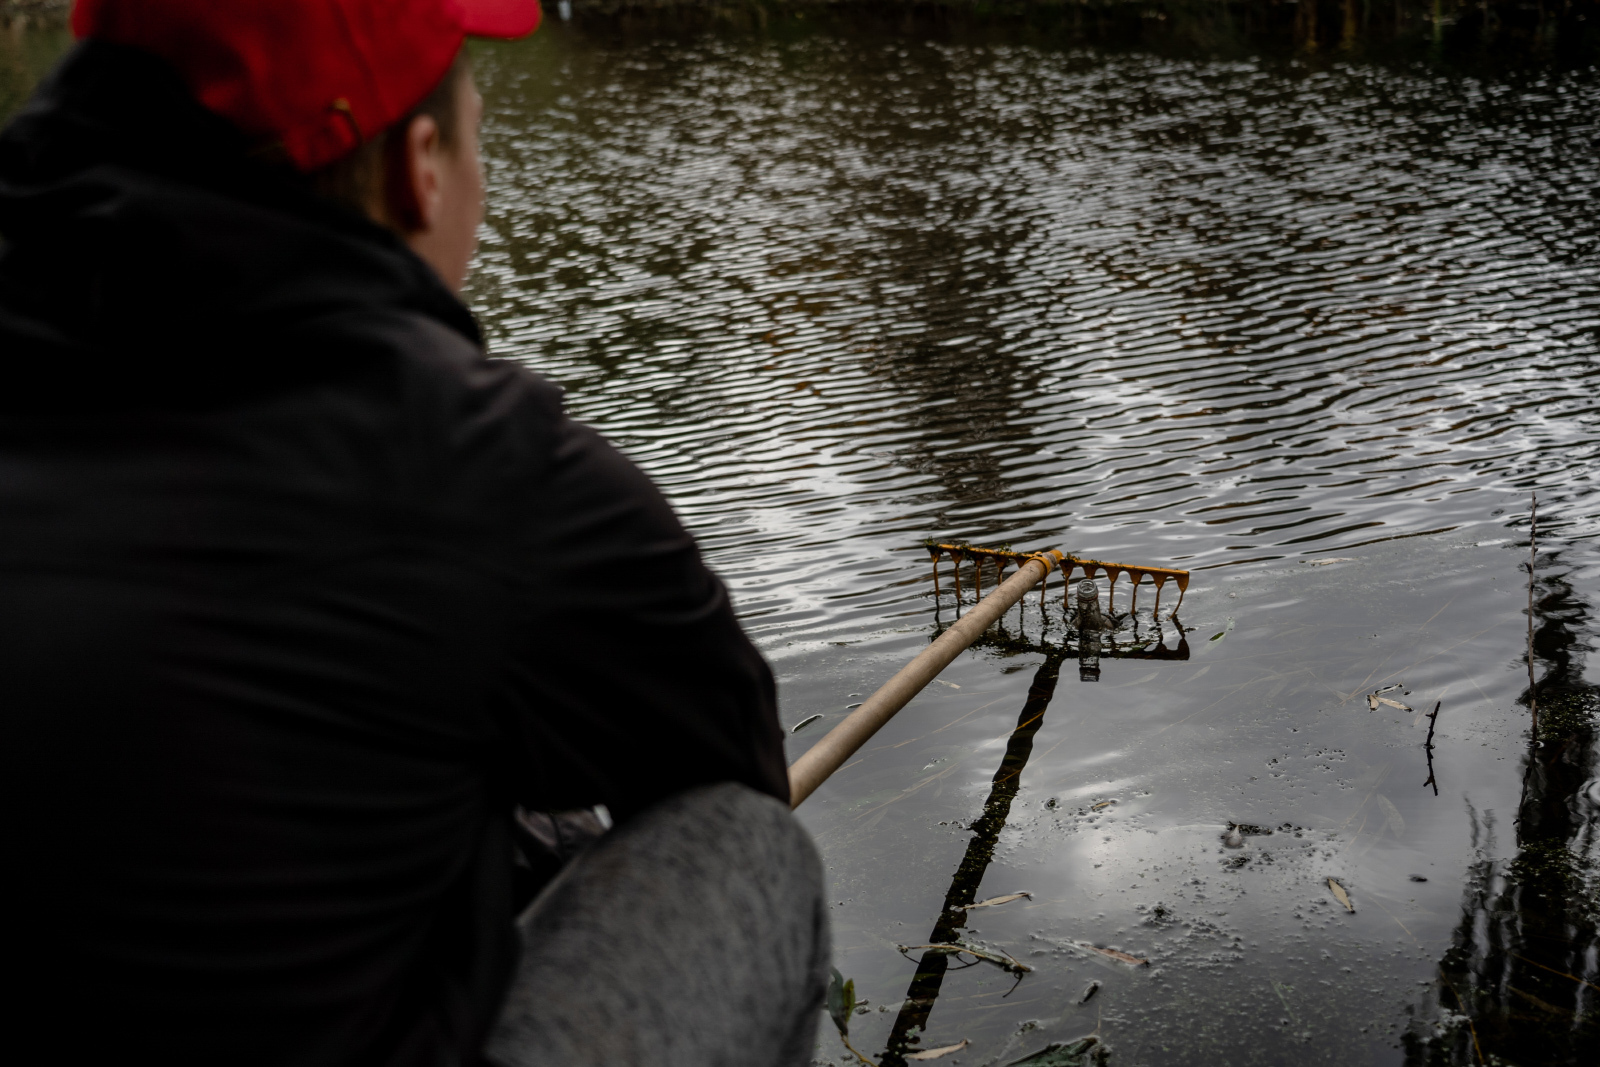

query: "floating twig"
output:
1061 940 1149 965
896 942 1033 974
1423 701 1440 795
962 891 1032 910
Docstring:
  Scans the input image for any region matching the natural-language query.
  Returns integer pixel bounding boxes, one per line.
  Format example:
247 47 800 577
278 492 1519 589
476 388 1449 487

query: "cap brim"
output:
460 0 541 38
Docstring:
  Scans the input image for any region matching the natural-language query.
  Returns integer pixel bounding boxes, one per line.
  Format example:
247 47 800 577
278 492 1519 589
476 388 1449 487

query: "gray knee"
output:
487 783 830 1067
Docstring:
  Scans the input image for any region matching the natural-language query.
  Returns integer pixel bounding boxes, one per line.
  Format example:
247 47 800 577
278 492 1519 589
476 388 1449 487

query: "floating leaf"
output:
907 1040 970 1061
1079 979 1101 1004
1006 1036 1102 1066
1367 694 1379 711
826 968 856 1036
964 891 1033 909
1327 877 1355 913
845 702 864 709
1377 697 1412 711
934 680 962 689
791 714 823 733
1303 557 1355 566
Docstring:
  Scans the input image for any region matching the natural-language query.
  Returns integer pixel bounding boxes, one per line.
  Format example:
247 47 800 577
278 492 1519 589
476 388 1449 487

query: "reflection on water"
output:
1405 557 1600 1064
881 648 1066 1067
880 613 1190 1066
2 5 1598 1064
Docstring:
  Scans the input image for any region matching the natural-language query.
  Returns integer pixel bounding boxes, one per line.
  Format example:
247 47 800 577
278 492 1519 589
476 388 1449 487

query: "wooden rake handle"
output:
788 550 1064 808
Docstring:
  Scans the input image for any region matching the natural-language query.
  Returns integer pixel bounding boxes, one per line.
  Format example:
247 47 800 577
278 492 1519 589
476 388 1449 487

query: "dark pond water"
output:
4 4 1599 1064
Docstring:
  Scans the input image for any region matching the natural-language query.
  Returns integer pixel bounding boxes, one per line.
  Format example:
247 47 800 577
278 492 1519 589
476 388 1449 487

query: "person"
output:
0 2 828 1064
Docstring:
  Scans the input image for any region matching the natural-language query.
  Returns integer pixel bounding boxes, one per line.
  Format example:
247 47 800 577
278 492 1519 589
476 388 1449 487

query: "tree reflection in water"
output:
1405 561 1599 1065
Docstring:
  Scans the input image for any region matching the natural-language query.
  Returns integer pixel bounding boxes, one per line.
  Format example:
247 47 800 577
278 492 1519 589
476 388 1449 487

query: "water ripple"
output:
470 29 1600 657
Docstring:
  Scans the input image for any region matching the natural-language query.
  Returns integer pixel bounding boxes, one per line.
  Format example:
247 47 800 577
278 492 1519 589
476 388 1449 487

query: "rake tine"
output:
928 544 1190 628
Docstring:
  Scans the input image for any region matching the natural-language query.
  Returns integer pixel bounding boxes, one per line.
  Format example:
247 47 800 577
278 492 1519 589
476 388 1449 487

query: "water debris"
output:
964 891 1033 909
1220 820 1274 847
1367 694 1379 711
1409 874 1429 882
1068 941 1149 966
1090 800 1115 811
1303 557 1355 566
1422 701 1441 795
845 702 864 710
791 714 823 733
1078 979 1101 1004
826 968 877 1066
1327 877 1355 913
906 1040 970 1061
1374 683 1405 694
826 968 855 1035
934 679 961 689
897 942 1033 974
1377 697 1413 711
1005 1036 1104 1066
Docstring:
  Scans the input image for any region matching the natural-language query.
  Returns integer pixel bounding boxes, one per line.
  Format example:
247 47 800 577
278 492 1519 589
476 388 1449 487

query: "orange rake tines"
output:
927 542 1189 616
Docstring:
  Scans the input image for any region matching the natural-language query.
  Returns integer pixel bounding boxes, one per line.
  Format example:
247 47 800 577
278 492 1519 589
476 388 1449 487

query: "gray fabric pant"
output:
485 783 831 1067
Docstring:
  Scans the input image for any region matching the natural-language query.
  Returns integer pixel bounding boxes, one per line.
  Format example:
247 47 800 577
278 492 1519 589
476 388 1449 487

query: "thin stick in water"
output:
1527 492 1538 742
1423 701 1440 796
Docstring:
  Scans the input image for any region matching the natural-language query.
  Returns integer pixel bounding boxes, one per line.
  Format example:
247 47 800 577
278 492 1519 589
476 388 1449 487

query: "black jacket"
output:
0 42 787 1067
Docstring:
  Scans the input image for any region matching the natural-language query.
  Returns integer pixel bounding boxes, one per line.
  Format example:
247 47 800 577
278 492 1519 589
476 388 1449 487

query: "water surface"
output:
4 7 1598 1064
467 11 1599 1064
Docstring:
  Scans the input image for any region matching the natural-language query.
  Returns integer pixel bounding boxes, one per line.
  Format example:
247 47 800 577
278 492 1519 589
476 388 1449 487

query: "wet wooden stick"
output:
788 550 1065 807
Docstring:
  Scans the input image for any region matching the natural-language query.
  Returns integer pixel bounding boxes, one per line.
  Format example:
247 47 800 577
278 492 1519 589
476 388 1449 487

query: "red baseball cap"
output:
71 0 541 171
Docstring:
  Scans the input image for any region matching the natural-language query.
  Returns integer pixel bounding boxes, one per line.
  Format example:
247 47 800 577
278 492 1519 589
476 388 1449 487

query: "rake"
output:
788 543 1190 807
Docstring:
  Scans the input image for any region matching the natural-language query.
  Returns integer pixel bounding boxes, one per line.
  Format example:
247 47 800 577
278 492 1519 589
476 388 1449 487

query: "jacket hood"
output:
0 40 481 365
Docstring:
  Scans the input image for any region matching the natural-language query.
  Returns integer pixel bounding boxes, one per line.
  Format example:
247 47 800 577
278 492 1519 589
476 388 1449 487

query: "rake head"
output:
925 541 1190 618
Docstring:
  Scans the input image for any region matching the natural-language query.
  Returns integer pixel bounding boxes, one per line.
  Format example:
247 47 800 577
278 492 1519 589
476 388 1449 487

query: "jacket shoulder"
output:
305 308 569 533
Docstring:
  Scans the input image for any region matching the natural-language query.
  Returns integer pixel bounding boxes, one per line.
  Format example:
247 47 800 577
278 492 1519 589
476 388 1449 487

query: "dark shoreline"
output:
8 0 1600 74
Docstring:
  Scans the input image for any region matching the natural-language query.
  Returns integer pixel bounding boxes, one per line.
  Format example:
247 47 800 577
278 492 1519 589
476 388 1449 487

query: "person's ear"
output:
383 113 445 234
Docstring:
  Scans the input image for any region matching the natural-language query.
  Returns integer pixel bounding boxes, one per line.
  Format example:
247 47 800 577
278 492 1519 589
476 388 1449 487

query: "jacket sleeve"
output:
493 399 789 821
